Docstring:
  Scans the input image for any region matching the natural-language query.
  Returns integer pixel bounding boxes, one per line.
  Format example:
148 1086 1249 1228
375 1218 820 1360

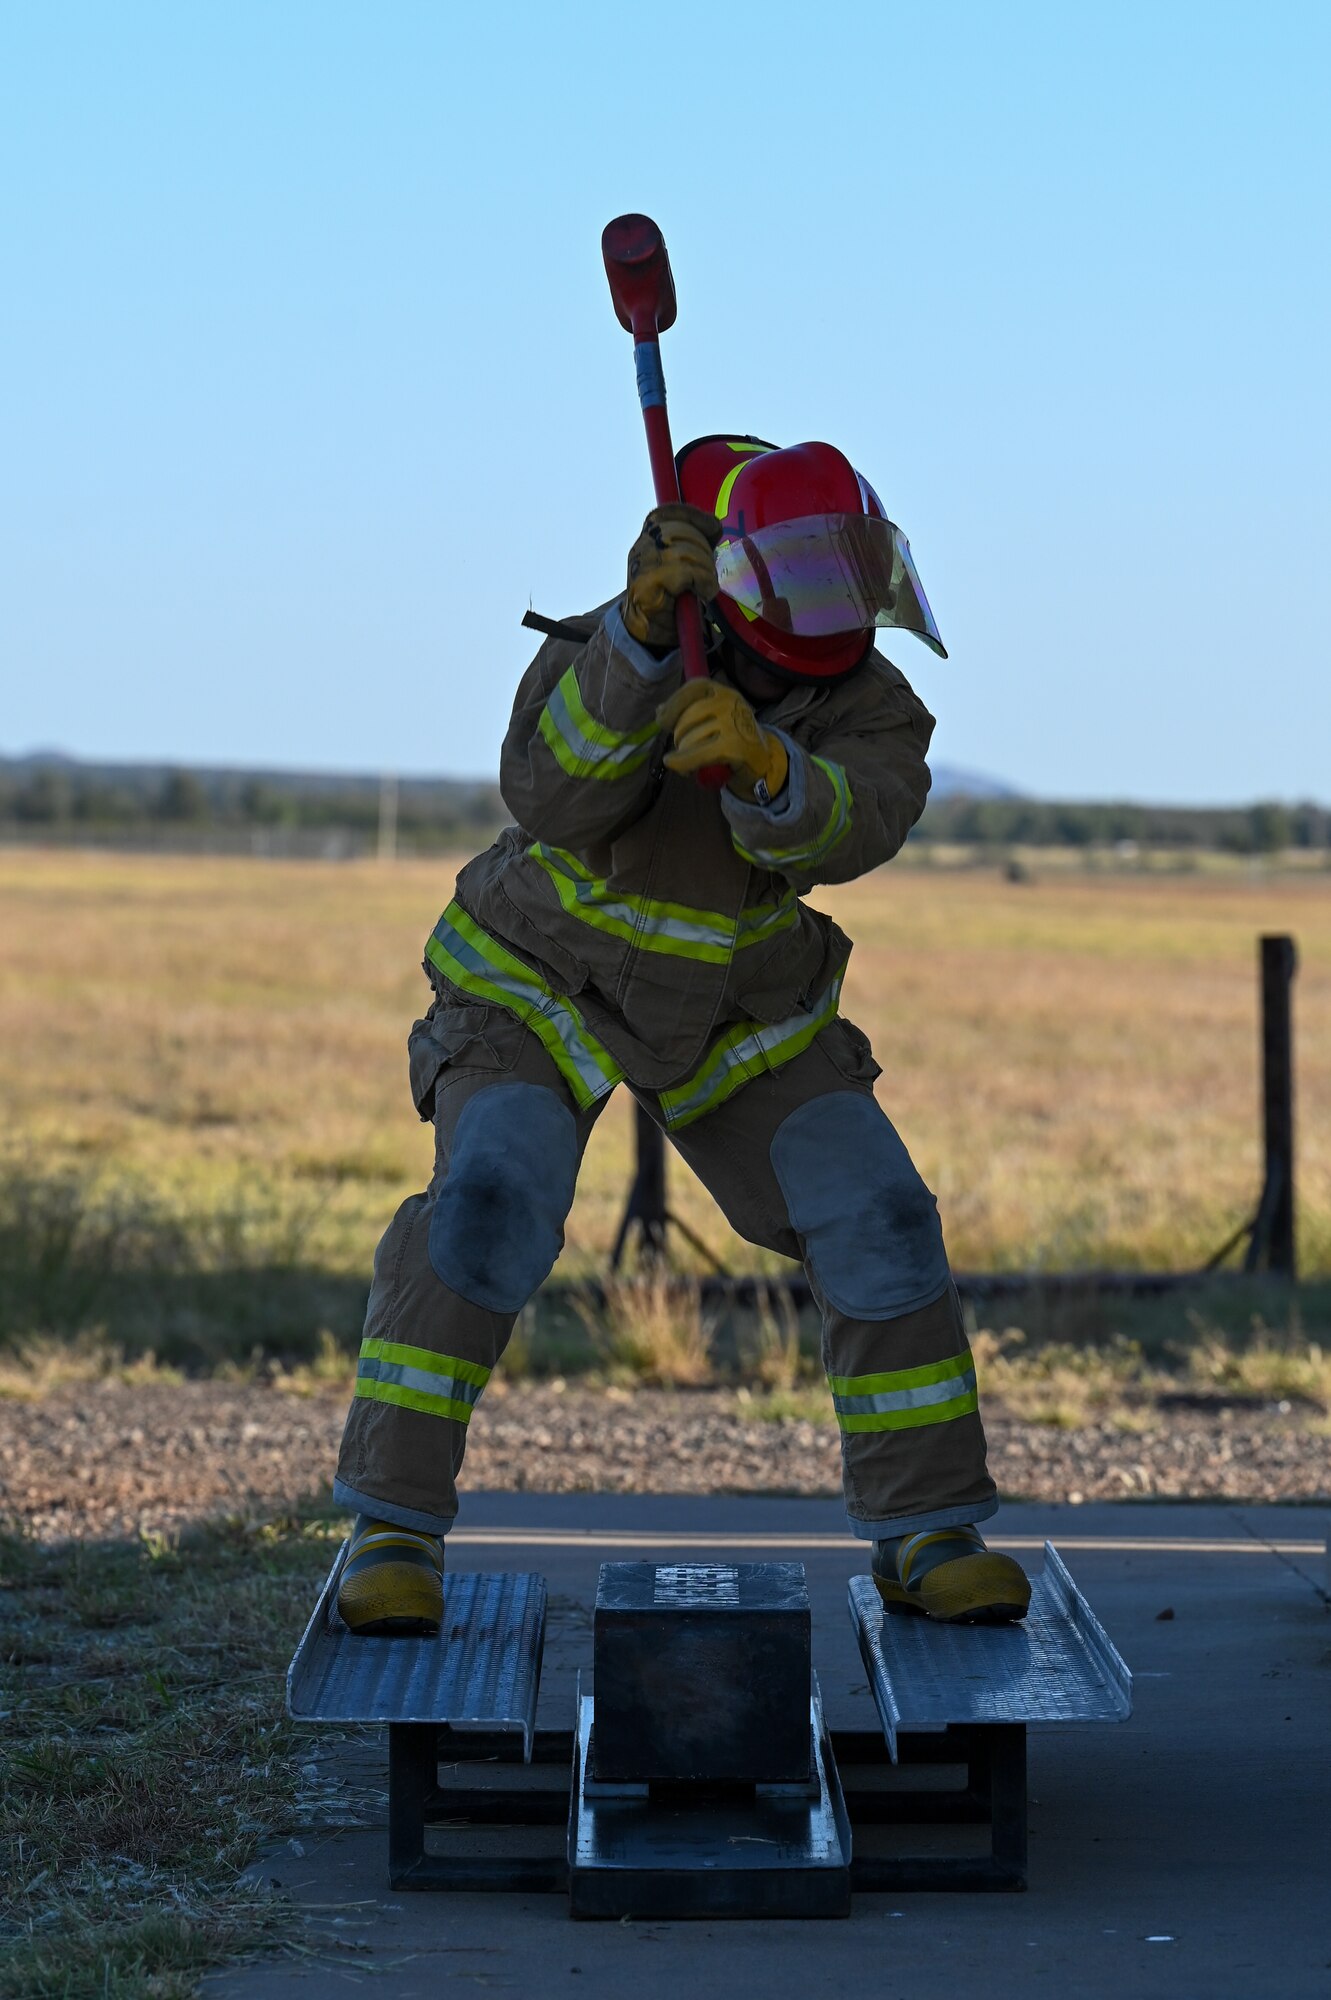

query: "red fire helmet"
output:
676 435 946 681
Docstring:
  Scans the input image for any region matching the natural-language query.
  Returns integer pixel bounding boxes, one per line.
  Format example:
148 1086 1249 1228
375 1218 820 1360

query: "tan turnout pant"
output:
334 989 997 1542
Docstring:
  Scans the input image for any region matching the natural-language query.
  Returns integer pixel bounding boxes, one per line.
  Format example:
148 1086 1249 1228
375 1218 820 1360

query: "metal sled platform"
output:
286 1541 1131 1910
287 1551 546 1753
843 1541 1132 1889
849 1542 1132 1756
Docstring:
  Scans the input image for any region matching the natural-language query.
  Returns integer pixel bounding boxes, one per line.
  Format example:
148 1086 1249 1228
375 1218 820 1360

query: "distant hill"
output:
928 765 1018 802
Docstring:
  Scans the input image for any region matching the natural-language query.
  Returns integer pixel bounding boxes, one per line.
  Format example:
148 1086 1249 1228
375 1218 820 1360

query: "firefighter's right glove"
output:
656 679 790 805
623 503 724 649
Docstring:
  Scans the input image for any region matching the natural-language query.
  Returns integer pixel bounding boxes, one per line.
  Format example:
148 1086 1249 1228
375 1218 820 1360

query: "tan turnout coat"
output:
421 602 936 1124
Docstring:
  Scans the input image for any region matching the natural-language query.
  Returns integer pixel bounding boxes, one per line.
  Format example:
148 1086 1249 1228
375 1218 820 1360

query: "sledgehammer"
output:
602 213 725 788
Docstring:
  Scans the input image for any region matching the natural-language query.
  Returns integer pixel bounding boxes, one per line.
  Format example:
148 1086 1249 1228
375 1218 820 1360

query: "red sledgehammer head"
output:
602 214 678 341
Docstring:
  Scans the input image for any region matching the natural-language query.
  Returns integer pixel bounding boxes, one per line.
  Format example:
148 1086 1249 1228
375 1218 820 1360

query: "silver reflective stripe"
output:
358 1355 486 1407
735 756 852 871
832 1367 978 1420
573 894 724 950
530 843 795 962
539 668 656 780
659 973 844 1129
538 846 731 950
426 904 621 1106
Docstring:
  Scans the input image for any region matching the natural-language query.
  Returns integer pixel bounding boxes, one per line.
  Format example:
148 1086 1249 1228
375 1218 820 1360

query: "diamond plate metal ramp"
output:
848 1541 1132 1759
287 1543 545 1755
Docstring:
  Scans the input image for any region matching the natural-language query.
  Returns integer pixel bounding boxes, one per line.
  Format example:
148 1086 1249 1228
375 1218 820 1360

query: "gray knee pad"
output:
427 1082 578 1313
770 1093 950 1320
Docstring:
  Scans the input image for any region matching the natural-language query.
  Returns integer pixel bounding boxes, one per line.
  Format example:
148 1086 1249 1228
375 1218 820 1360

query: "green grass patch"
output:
0 1509 353 1997
734 1385 834 1426
0 1154 370 1371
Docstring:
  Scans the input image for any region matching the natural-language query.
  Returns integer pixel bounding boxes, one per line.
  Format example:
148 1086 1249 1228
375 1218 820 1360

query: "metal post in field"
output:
608 1110 727 1277
378 773 398 861
1244 933 1297 1278
610 1103 669 1270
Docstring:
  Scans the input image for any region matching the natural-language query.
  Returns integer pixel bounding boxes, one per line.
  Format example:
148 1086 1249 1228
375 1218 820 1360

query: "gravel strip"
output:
0 1381 1326 1544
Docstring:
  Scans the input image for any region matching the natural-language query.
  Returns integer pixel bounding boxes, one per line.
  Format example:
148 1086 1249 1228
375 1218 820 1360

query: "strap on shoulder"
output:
521 609 599 645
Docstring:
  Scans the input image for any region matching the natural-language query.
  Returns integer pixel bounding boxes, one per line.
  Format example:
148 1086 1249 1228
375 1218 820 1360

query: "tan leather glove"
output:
656 679 790 803
623 503 723 649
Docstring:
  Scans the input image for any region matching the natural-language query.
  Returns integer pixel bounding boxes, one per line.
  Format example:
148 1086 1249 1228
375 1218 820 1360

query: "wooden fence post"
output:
1244 934 1297 1278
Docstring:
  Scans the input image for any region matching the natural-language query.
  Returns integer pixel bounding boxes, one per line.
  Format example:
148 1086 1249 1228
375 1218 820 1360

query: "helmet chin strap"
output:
718 648 790 709
702 607 730 666
701 613 771 700
707 604 872 694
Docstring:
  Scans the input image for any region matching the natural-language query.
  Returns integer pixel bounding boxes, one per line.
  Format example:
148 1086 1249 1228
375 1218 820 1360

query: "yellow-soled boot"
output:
872 1525 1030 1625
337 1517 444 1636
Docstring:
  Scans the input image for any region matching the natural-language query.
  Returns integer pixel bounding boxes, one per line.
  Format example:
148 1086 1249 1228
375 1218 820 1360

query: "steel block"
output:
591 1560 811 1783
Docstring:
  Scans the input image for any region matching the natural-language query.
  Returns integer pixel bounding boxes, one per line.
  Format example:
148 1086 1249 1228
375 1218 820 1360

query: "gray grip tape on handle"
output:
634 341 666 411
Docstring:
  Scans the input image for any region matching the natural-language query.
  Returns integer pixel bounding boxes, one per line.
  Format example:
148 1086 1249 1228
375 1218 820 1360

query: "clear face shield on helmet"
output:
713 515 947 659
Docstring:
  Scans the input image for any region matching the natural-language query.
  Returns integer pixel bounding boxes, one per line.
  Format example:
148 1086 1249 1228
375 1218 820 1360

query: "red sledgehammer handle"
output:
602 214 725 788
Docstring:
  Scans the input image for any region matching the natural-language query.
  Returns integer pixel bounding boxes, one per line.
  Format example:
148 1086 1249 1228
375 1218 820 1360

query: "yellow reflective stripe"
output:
538 666 657 782
830 1349 978 1431
714 461 748 519
529 843 796 964
897 1527 984 1584
828 1351 975 1398
347 1528 444 1568
354 1378 480 1425
659 972 844 1129
714 440 775 521
558 664 657 749
734 757 853 871
359 1337 491 1392
734 903 798 948
355 1338 491 1424
837 1390 979 1435
425 903 622 1108
715 444 773 617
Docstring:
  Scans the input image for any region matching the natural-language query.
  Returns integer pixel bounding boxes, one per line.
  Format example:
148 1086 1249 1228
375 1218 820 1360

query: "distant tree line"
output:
0 762 506 849
2 759 1327 857
913 795 1330 854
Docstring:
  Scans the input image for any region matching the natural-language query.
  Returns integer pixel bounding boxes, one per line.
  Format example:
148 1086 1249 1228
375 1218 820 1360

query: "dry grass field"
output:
1 846 1328 1363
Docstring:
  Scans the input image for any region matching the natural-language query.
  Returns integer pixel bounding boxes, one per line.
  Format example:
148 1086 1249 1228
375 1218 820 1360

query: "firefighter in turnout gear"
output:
333 437 1030 1639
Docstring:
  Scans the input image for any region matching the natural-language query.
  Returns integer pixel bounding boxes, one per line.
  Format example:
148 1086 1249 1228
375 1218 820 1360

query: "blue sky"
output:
3 2 1327 803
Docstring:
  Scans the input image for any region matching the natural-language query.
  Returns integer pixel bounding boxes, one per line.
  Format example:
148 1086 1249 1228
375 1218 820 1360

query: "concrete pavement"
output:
208 1497 1330 2000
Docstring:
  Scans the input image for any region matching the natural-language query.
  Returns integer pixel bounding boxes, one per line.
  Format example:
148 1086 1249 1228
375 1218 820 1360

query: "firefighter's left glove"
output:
656 680 790 804
623 504 724 649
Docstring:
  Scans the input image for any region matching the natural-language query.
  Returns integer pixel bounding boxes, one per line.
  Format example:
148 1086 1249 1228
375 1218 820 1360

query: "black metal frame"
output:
386 1720 1027 1899
838 1724 1027 1893
610 1102 727 1274
388 1725 571 1894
